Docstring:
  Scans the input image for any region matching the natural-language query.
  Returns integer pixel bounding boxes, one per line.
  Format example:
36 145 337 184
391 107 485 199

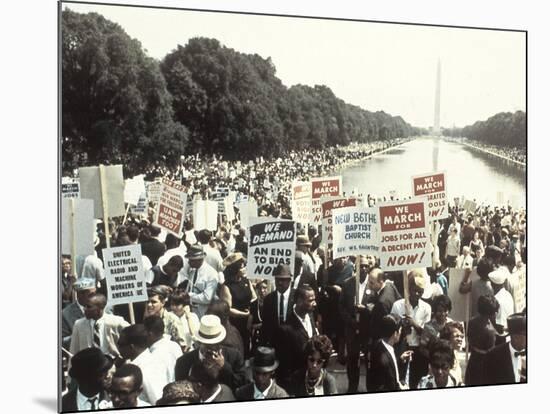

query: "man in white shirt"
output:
296 235 316 275
144 315 183 383
117 324 169 404
488 266 514 332
62 278 97 349
456 246 474 270
178 244 219 318
391 270 432 389
445 228 461 267
197 229 224 273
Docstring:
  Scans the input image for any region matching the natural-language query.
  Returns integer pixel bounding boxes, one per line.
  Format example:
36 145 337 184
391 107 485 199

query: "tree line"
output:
61 9 424 175
442 111 526 149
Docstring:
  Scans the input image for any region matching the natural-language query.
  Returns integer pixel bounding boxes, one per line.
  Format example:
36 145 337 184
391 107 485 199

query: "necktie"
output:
88 397 97 410
514 350 526 357
93 321 100 348
192 268 199 289
279 293 285 324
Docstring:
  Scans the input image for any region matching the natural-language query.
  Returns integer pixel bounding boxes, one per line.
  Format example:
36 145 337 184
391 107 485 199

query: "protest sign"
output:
131 193 148 215
412 171 448 221
236 199 258 230
103 244 148 306
311 176 342 224
448 268 469 323
61 198 95 257
62 182 80 199
224 197 235 222
124 175 146 206
332 206 379 259
320 196 360 248
79 164 125 219
378 198 432 271
514 267 526 313
193 199 218 231
146 178 162 204
247 217 296 280
154 178 187 236
463 199 477 214
291 181 311 225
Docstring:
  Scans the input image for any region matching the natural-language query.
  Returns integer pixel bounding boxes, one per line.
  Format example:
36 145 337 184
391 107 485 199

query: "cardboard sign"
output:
193 199 218 232
332 206 379 259
291 181 311 225
311 176 342 224
124 175 146 206
412 171 448 221
103 244 148 306
61 198 95 257
247 218 296 280
378 199 432 271
213 186 230 201
131 193 148 215
448 268 469 323
321 196 360 248
236 199 258 230
154 178 187 236
463 199 477 214
79 165 125 218
62 182 80 199
146 178 162 204
514 267 526 313
224 197 235 222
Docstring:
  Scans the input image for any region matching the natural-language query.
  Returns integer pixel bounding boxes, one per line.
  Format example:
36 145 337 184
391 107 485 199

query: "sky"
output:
61 1 525 129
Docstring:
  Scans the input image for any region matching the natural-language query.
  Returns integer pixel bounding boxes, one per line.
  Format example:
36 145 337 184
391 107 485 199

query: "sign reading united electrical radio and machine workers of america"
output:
310 176 342 224
332 205 379 259
411 171 448 221
103 244 148 306
378 198 432 271
154 178 187 237
247 217 296 281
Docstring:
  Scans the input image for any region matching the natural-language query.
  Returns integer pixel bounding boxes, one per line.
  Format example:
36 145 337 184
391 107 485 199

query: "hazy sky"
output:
62 2 526 128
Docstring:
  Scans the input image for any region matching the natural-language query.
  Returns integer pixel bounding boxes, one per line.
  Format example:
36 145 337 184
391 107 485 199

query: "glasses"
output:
307 357 325 365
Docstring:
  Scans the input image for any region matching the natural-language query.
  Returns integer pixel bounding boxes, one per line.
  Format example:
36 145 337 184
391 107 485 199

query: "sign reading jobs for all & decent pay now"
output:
247 218 296 281
154 178 187 237
378 199 432 271
412 171 448 221
103 244 148 306
310 176 342 224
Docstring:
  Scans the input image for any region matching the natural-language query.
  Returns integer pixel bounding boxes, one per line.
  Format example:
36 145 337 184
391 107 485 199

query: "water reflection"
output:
336 137 526 207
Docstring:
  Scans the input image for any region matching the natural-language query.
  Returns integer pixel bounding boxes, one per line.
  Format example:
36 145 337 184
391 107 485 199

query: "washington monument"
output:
433 59 441 136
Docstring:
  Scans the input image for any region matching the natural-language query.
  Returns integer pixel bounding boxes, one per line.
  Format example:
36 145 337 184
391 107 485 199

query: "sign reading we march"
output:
412 171 448 221
310 176 342 224
154 178 187 236
103 244 148 306
378 199 432 271
247 218 296 281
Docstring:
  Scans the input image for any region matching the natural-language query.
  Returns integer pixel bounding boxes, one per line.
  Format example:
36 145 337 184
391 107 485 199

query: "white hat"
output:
196 315 226 344
488 267 508 285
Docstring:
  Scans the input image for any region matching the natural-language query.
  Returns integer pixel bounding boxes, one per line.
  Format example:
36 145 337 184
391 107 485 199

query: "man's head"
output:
74 278 97 307
358 255 375 282
126 225 140 244
146 286 168 317
508 313 527 351
197 229 213 245
380 314 401 344
251 347 279 392
69 348 114 396
143 315 165 347
170 290 191 318
273 264 292 294
185 244 206 269
62 256 71 274
84 293 107 321
295 285 316 316
156 381 200 405
296 235 312 253
477 294 500 318
461 246 470 256
189 362 220 400
108 364 143 408
196 315 226 361
294 250 304 275
407 270 425 306
162 255 184 278
367 268 385 292
164 233 181 250
488 267 507 292
118 324 149 361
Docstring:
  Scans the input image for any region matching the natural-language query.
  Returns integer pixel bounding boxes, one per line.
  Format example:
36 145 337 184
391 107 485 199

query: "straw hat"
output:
195 315 226 344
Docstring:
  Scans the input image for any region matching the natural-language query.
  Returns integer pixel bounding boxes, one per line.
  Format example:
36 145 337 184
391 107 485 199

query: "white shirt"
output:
293 270 302 290
508 342 523 383
178 261 219 318
203 243 224 273
446 235 461 257
301 251 316 275
203 384 222 403
359 278 368 303
157 245 187 268
102 399 151 409
391 299 432 347
277 288 291 323
293 307 315 338
131 349 168 405
253 379 274 399
382 339 400 384
176 311 200 349
149 335 183 383
456 254 473 269
495 288 514 328
76 389 103 411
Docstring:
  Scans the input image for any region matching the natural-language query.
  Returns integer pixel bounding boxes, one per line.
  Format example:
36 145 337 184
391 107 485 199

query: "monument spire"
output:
433 59 441 136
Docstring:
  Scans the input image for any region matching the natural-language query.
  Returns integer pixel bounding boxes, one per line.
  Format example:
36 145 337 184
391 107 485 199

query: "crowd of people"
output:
444 137 526 164
60 141 527 411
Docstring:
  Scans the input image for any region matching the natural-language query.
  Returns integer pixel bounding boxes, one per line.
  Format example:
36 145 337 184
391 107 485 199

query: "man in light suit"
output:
61 278 97 350
235 347 288 400
70 293 129 359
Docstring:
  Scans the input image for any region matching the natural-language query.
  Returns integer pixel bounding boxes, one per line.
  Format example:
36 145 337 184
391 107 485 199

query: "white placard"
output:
61 198 95 257
332 206 379 259
79 165 125 218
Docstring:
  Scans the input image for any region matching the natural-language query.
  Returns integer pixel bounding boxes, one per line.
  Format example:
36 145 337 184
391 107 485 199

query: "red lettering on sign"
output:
379 202 425 232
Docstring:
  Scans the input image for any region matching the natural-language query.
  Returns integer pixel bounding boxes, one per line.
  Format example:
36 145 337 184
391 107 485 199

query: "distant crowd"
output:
444 137 526 164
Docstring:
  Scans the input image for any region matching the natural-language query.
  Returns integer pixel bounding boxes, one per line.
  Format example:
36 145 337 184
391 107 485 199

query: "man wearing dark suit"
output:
140 226 166 266
235 347 289 400
61 278 97 350
368 269 402 342
370 315 404 392
339 256 377 393
62 348 113 411
259 264 295 347
274 285 318 391
485 313 526 384
188 362 236 402
293 250 319 293
175 314 247 392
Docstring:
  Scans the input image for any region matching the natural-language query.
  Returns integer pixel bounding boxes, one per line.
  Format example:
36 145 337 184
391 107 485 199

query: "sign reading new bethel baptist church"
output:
378 198 432 271
103 244 148 306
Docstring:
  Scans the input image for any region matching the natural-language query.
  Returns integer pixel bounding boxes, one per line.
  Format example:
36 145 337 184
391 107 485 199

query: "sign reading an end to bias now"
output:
378 199 432 271
332 206 379 259
412 171 448 221
247 218 296 281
